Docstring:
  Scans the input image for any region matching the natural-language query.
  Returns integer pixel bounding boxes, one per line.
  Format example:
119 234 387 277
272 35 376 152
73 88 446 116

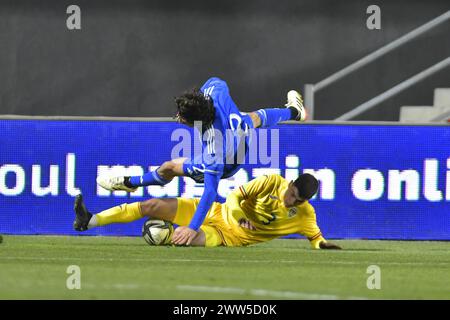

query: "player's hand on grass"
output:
238 218 256 231
319 241 342 250
172 226 197 246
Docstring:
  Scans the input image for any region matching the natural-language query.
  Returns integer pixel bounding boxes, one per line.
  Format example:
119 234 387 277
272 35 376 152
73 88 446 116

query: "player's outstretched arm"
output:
300 207 342 250
172 173 220 246
319 241 342 250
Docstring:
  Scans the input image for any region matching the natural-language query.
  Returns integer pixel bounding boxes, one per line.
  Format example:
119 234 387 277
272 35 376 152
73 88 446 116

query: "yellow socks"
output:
95 202 144 226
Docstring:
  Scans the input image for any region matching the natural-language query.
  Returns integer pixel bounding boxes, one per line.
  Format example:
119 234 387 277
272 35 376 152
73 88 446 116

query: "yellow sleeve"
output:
235 174 280 200
227 175 281 222
309 234 327 249
298 204 327 249
226 191 246 222
227 175 274 222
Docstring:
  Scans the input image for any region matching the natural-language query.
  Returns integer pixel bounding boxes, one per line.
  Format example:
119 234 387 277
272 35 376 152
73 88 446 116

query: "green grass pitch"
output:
0 235 449 299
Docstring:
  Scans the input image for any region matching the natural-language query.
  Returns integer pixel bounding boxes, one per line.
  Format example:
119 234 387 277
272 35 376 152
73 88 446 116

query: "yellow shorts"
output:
173 198 242 247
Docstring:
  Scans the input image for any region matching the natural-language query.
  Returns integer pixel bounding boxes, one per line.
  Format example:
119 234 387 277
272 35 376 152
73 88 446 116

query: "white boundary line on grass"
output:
176 285 368 300
0 256 448 266
0 256 296 264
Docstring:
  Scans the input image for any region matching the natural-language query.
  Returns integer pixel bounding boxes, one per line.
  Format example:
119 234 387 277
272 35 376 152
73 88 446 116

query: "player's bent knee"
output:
158 161 179 179
140 199 162 217
140 198 177 222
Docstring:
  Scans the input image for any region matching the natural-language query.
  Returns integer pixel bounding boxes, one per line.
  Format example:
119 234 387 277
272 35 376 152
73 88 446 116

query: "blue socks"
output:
129 168 170 187
256 108 294 128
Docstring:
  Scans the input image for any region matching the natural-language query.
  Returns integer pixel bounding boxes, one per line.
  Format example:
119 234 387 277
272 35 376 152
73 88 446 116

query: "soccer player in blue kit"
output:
75 77 307 246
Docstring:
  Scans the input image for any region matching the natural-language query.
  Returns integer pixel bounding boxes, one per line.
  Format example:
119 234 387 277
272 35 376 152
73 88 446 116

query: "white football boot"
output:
96 176 137 192
285 90 307 122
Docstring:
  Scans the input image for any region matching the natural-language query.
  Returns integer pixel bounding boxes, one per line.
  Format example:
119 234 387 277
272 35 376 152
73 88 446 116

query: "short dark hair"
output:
175 88 215 128
293 173 319 200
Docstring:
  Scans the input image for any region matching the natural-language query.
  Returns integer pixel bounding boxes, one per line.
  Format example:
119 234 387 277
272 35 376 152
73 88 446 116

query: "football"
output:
142 219 174 246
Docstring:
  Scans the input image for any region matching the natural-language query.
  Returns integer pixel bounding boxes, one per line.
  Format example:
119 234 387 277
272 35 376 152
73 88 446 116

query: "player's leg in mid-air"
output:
96 157 188 192
73 195 208 246
96 89 306 192
248 90 307 129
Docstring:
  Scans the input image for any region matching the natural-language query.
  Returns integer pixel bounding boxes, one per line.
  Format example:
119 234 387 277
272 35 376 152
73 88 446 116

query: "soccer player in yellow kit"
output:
74 173 341 249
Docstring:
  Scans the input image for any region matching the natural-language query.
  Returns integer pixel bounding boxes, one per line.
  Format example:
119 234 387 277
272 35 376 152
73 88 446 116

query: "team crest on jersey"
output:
288 207 298 218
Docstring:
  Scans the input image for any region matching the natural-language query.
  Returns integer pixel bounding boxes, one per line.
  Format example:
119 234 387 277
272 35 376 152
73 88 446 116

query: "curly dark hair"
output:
174 88 215 128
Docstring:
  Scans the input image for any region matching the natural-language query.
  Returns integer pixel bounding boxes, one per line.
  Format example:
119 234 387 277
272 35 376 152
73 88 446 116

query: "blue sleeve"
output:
201 77 229 96
188 172 221 231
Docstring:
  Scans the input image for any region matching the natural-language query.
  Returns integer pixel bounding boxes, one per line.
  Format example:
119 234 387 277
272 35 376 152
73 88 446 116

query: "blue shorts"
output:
183 158 244 183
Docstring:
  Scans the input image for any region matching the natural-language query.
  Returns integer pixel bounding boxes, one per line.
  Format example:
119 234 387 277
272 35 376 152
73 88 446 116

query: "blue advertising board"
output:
0 119 449 239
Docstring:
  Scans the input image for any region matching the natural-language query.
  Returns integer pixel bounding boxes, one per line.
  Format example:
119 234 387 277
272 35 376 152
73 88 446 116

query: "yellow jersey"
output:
222 174 326 248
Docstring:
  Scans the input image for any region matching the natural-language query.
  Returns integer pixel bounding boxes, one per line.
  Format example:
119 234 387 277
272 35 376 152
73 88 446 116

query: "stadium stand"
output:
400 88 450 122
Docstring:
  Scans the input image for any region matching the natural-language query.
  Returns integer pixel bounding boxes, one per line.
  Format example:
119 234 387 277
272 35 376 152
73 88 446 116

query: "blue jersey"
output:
184 77 253 231
196 77 253 178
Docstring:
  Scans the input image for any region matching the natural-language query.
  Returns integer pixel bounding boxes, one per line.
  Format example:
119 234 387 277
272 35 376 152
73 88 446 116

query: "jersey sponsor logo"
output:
288 207 298 218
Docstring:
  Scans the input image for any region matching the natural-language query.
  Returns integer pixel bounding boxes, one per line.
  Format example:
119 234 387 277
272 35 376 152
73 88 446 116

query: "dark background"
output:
0 0 449 120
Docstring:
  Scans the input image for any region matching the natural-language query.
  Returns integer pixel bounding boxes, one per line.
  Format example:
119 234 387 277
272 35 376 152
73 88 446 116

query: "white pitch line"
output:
176 285 368 300
0 256 296 264
0 256 448 266
81 283 141 290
